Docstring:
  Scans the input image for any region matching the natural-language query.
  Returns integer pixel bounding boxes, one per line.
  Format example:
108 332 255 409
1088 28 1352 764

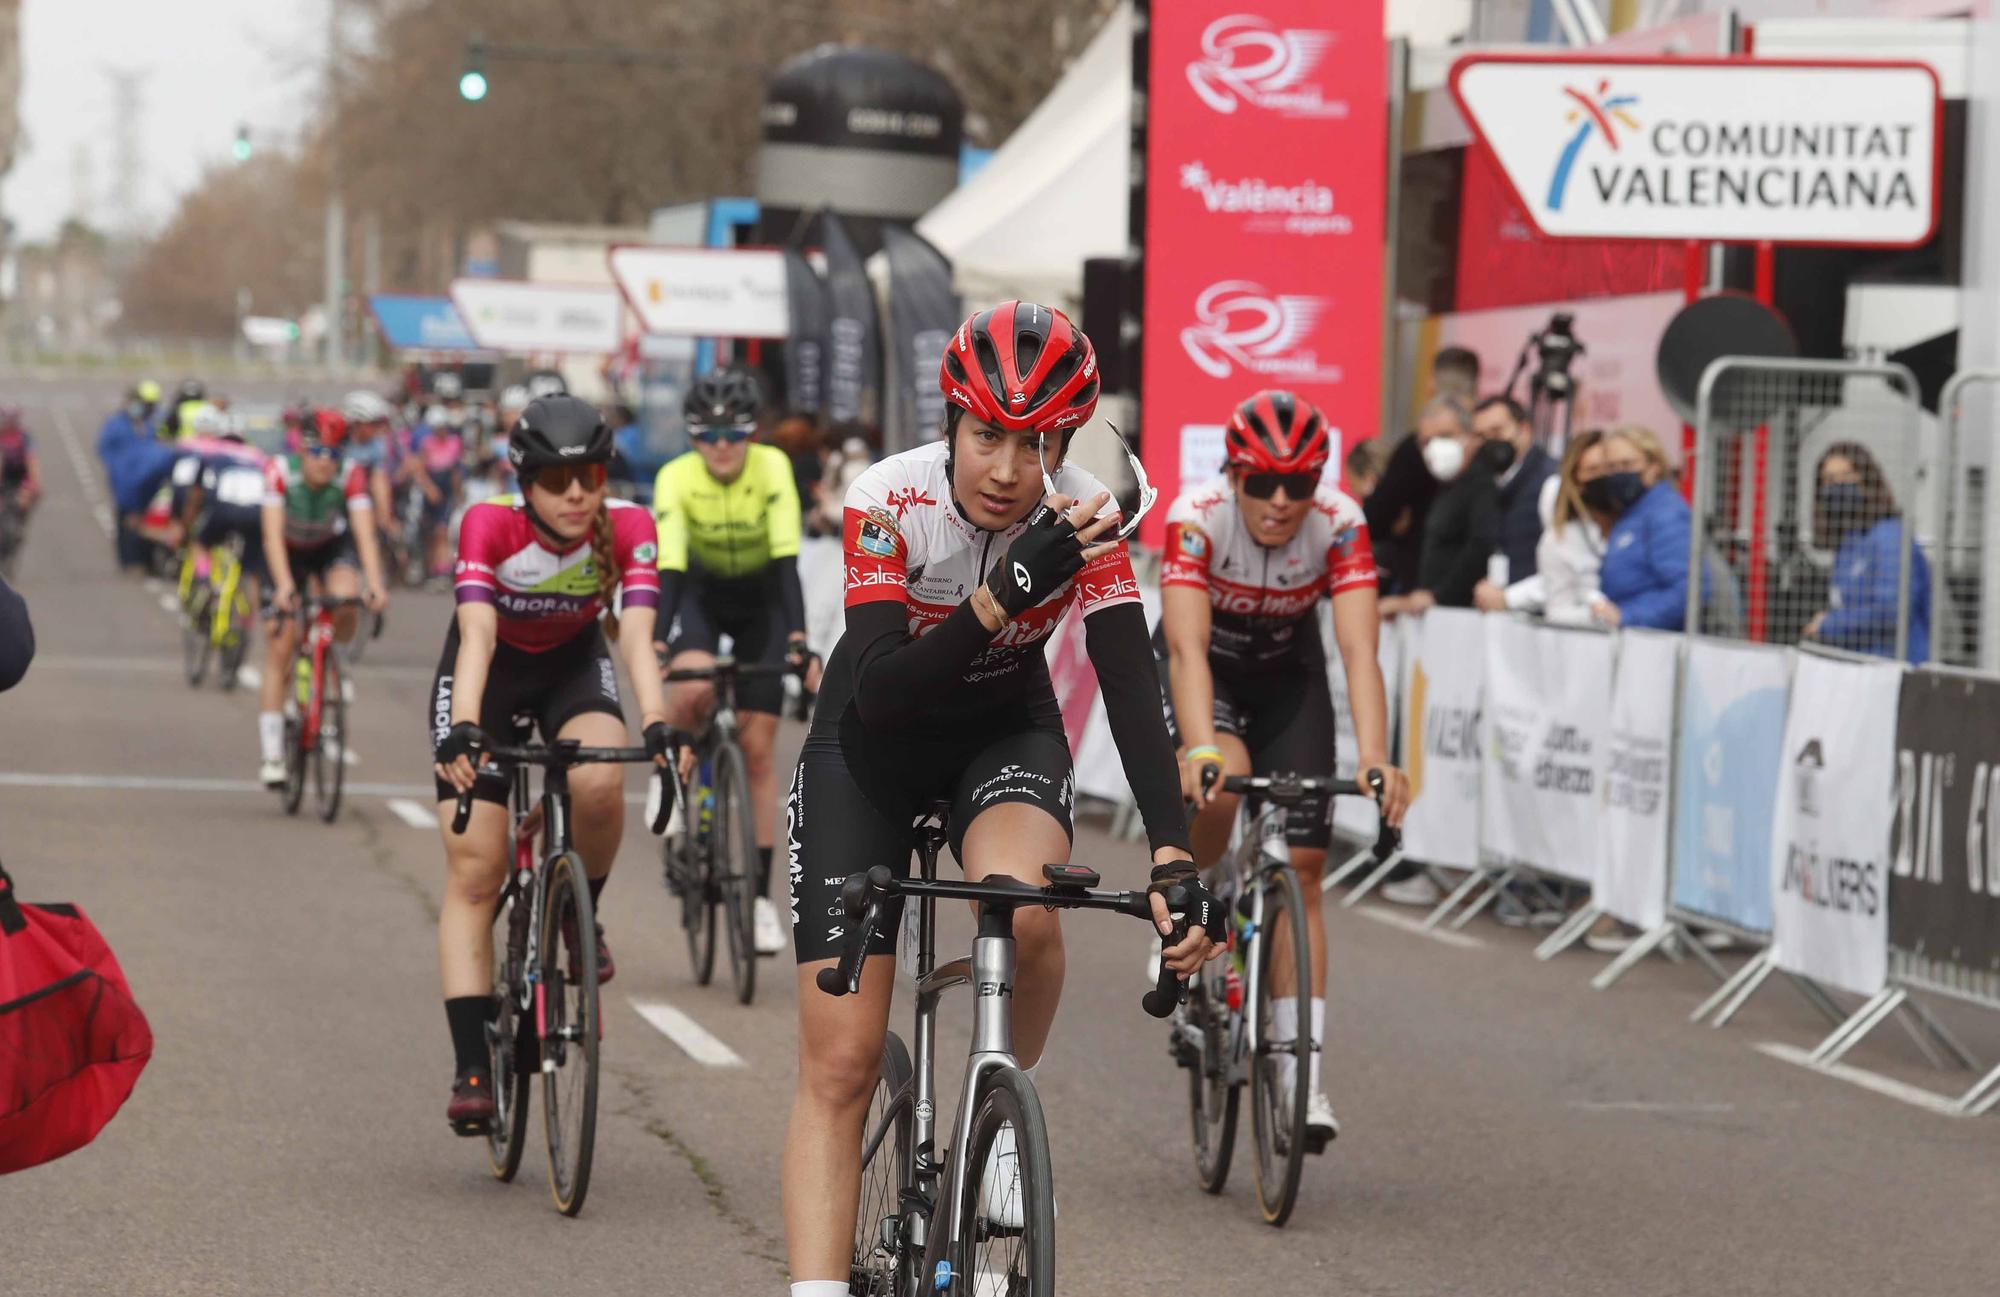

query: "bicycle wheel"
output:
939 1066 1055 1297
1186 963 1241 1195
281 673 308 818
850 1032 917 1297
540 851 600 1216
1248 866 1312 1227
216 586 251 689
667 775 717 985
715 741 759 1005
486 885 533 1181
313 651 347 823
182 586 212 686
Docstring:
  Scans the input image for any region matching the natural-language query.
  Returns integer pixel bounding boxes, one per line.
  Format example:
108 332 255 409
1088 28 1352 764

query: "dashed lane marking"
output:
630 998 746 1067
157 593 180 615
1753 1041 1968 1118
1351 905 1486 949
385 797 436 829
236 664 261 688
51 406 114 538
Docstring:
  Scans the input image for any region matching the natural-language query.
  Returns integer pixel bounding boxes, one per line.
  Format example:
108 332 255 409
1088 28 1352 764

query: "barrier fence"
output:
1936 369 2000 671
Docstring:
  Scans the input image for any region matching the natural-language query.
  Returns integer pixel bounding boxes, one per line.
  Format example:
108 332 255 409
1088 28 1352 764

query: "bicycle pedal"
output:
449 1116 492 1138
1304 1126 1335 1156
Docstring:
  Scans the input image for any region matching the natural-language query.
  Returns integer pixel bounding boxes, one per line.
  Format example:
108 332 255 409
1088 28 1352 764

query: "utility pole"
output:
323 0 346 373
104 67 147 241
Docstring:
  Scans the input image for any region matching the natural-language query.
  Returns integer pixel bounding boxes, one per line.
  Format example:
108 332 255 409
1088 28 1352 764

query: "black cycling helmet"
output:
177 378 206 403
507 394 613 477
683 366 765 430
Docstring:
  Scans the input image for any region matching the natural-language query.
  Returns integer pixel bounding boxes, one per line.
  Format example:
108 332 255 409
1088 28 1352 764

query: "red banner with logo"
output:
1139 2 1386 547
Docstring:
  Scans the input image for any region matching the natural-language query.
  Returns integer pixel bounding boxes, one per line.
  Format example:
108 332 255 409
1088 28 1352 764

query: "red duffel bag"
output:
0 858 153 1174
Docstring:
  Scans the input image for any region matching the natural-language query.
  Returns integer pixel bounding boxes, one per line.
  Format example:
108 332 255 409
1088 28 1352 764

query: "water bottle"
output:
696 759 715 845
293 655 312 707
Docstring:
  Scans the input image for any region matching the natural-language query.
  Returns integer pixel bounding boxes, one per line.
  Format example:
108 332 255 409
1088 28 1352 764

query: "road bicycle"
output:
177 535 254 690
276 595 364 823
1172 770 1394 1227
824 803 1192 1296
660 656 794 1005
451 739 672 1216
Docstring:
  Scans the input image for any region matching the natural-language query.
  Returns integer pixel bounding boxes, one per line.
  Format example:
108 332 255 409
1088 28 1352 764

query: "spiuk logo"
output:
1187 16 1343 118
1180 281 1340 383
884 486 935 519
1547 78 1639 211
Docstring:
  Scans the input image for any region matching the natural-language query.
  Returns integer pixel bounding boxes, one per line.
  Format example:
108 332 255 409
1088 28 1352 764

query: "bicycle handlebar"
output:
449 741 674 836
663 660 799 683
814 865 1193 1020
1215 769 1400 860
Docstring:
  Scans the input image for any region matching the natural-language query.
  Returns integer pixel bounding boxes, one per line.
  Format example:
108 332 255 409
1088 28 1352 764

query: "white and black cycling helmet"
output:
684 365 765 431
497 384 531 415
508 395 613 477
340 390 396 425
524 369 569 400
432 371 465 401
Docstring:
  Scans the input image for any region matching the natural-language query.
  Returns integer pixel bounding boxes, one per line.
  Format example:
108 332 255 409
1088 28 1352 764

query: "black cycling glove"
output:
1148 864 1222 940
437 720 488 769
984 510 1085 617
644 720 691 766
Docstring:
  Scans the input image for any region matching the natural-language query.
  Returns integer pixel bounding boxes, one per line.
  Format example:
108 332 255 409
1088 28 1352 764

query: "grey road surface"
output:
1 373 1993 1297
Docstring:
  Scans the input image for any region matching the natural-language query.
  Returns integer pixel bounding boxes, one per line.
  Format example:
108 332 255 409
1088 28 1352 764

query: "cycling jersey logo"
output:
884 487 936 519
1187 16 1343 119
1180 281 1342 384
1175 524 1208 561
856 508 900 559
633 541 657 564
1012 561 1031 594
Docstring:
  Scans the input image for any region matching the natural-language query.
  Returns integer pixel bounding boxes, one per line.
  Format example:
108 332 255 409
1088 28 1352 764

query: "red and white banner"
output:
1139 2 1386 547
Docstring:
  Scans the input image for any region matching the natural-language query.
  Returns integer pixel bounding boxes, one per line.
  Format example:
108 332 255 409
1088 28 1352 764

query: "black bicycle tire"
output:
217 587 250 688
486 887 532 1182
182 586 212 686
934 1066 1055 1296
850 1032 917 1297
670 774 718 985
1188 963 1241 1195
1249 865 1312 1227
540 852 600 1216
314 652 347 823
281 668 308 817
716 740 759 1005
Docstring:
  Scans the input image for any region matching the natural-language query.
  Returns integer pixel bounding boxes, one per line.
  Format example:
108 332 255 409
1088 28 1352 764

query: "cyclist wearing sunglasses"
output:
430 395 683 1132
782 301 1221 1295
256 410 388 788
652 366 810 956
1159 389 1412 1149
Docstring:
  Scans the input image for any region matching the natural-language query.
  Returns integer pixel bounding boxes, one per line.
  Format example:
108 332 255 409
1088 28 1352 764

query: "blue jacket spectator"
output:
1807 441 1930 662
1591 427 1690 631
98 387 166 570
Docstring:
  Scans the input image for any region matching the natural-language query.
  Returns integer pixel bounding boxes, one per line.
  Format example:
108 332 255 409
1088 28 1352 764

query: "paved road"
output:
2 372 1994 1297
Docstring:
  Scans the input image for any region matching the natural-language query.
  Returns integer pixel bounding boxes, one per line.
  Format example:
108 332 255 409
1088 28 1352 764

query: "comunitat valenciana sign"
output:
606 246 790 339
1450 56 1941 247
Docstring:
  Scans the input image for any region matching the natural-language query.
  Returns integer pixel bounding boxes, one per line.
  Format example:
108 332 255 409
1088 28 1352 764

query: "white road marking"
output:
157 593 180 615
1753 1042 1968 1117
144 578 164 594
630 998 745 1067
51 407 114 538
1351 905 1486 949
385 797 437 829
0 771 438 798
236 664 262 688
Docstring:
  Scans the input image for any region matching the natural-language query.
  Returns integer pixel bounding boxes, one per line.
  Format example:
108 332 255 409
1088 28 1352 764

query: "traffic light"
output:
459 41 488 101
232 124 251 162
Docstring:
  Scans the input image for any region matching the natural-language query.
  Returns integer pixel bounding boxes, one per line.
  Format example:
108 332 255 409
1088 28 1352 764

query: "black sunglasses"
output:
303 444 342 460
1239 471 1317 500
691 426 754 446
529 462 607 493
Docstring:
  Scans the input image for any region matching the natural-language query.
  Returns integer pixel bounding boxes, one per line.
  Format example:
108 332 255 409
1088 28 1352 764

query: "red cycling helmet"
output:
1224 390 1330 476
939 300 1099 435
304 408 348 448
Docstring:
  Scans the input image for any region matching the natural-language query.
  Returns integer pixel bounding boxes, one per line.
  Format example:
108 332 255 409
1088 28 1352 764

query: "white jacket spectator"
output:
1502 475 1605 625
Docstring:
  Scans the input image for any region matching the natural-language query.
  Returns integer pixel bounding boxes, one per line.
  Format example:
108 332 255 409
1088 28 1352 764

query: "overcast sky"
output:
5 0 322 242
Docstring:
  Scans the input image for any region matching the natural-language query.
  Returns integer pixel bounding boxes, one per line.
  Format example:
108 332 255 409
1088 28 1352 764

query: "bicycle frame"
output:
506 759 578 1058
1206 805 1293 1082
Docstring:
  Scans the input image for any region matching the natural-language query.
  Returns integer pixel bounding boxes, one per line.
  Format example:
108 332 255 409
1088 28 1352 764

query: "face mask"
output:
1818 482 1866 534
1422 436 1466 482
1584 471 1648 515
1478 439 1517 474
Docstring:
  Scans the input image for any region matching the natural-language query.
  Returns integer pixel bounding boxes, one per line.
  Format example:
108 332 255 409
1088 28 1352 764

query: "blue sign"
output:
1669 641 1791 935
367 295 480 353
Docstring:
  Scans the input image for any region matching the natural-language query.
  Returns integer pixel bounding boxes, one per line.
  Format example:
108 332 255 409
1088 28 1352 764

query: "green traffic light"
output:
459 69 488 101
232 126 251 162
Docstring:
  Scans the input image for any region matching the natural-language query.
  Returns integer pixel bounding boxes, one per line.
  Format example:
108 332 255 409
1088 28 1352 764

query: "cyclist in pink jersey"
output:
429 394 686 1132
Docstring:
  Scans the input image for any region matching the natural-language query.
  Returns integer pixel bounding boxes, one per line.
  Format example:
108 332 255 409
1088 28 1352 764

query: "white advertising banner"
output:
1400 609 1485 870
449 279 623 355
1449 57 1940 246
1328 609 1403 841
1768 654 1902 997
1478 618 1614 883
607 246 790 339
1596 631 1680 930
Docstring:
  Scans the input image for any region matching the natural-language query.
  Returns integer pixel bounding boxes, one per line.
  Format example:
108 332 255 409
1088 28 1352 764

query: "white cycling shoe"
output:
977 1122 1058 1231
258 759 287 789
1305 1091 1341 1151
752 896 786 956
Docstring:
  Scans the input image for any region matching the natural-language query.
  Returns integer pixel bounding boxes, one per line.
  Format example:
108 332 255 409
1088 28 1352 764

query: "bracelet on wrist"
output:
1185 744 1225 765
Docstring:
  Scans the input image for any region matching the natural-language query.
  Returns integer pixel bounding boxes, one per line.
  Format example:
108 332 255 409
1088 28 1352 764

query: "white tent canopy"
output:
916 5 1130 311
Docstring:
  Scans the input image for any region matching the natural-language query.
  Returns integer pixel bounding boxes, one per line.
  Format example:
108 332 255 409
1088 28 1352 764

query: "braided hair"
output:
591 505 622 641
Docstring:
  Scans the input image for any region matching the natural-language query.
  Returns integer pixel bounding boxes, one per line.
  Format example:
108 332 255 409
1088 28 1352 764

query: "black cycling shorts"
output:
1162 657 1337 849
666 583 785 716
196 504 266 582
786 720 1075 964
429 618 625 805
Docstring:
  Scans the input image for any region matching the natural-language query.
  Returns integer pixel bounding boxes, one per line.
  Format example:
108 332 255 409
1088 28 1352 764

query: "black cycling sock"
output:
587 874 606 907
445 996 489 1076
757 846 774 899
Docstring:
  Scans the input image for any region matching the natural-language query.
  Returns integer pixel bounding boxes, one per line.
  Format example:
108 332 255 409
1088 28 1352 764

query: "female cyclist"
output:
1159 390 1411 1148
429 395 682 1130
783 301 1222 1296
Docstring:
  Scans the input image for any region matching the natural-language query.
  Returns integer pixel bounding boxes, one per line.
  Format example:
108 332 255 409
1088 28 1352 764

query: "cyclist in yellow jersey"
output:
654 366 812 955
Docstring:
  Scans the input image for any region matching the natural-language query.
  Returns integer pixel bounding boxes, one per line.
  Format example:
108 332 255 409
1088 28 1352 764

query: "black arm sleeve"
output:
848 598 996 729
0 572 34 692
653 568 686 642
1084 602 1192 855
768 555 807 639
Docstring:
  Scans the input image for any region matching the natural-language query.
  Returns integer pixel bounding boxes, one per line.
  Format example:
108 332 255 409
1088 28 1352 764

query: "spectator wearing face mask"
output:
1383 399 1509 614
1802 441 1929 662
1476 429 1611 623
1469 395 1556 587
1592 426 1690 630
1368 397 1465 603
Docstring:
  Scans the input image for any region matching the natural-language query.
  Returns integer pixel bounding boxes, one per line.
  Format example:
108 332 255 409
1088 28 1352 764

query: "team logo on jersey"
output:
1176 525 1208 560
634 541 657 564
885 486 936 519
856 506 901 559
